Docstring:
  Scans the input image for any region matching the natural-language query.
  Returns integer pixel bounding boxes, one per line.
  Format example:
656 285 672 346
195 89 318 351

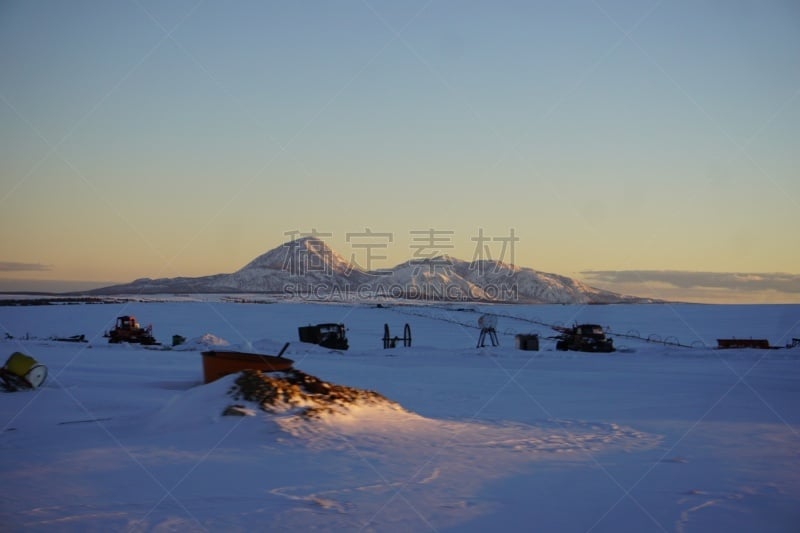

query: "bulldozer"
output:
106 315 159 345
553 323 614 353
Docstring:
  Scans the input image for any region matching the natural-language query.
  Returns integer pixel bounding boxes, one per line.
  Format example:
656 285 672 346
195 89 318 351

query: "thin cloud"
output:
0 261 52 272
581 270 800 294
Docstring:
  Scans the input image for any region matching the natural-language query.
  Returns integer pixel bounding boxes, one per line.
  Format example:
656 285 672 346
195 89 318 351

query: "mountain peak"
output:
237 237 354 276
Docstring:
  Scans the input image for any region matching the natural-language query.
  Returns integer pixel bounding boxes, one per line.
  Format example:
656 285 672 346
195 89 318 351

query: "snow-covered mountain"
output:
207 237 370 293
451 259 638 304
87 237 655 303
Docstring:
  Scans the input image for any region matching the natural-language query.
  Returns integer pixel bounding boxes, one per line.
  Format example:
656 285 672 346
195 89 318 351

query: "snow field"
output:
0 300 798 531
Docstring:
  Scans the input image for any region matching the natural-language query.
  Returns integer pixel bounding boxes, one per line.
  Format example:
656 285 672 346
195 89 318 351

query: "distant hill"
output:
86 237 657 304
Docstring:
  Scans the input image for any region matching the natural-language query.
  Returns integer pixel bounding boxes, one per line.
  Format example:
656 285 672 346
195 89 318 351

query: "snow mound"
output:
228 369 404 419
172 333 231 351
280 408 661 457
225 369 660 459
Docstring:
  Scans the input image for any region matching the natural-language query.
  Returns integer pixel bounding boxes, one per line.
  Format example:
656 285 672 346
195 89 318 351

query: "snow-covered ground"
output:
1 299 798 532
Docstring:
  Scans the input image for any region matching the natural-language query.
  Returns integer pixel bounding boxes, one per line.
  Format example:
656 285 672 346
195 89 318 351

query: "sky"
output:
1 0 799 302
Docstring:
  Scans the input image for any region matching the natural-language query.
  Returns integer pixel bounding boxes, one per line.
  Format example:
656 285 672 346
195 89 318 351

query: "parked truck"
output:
553 324 614 353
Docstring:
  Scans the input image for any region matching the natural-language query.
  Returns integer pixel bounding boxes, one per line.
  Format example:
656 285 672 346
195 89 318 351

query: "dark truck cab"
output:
298 323 349 351
554 324 614 353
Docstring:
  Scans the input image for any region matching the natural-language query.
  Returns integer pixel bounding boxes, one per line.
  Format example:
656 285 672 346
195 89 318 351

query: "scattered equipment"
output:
172 335 187 347
298 323 349 350
1 352 47 391
383 323 412 349
515 334 539 351
201 343 293 384
717 338 772 350
554 324 615 353
52 334 87 343
477 314 499 348
106 316 159 345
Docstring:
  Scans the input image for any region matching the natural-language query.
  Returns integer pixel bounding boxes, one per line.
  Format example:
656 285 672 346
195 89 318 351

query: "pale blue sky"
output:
1 1 799 301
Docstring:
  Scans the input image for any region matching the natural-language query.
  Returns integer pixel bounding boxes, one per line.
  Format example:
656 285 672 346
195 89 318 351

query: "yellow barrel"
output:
6 352 37 377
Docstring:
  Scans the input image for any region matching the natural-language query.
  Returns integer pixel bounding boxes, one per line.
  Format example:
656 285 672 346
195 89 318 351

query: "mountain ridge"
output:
86 237 657 304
